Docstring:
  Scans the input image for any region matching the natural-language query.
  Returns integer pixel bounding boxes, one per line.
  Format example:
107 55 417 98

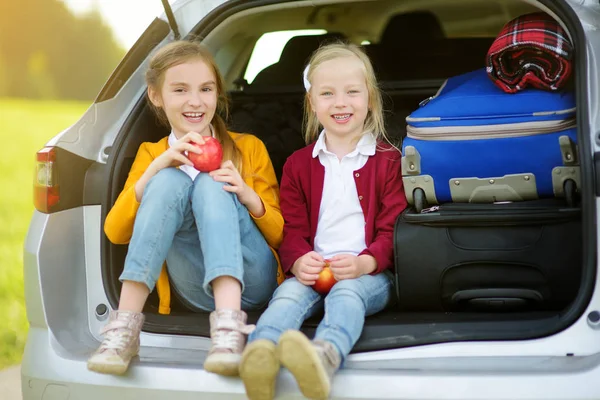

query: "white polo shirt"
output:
168 126 215 181
312 130 376 259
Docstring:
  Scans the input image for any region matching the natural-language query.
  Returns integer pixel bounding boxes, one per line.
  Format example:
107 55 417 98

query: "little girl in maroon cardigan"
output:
239 42 408 400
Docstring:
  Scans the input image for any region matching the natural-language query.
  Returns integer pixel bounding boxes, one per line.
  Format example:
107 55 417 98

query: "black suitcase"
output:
393 200 581 312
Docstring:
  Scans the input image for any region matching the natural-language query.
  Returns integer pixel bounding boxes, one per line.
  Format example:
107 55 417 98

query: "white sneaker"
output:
87 310 145 375
203 309 255 376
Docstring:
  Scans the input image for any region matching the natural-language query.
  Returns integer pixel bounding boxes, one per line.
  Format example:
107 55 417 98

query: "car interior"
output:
103 0 589 353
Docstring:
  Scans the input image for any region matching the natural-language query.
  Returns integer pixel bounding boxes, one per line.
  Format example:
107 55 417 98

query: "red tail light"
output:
34 147 59 213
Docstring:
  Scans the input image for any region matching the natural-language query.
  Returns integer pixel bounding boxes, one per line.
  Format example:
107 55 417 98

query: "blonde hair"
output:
303 42 389 146
145 40 242 172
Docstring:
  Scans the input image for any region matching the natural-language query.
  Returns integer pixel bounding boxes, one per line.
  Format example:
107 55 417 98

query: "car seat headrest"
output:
380 11 444 48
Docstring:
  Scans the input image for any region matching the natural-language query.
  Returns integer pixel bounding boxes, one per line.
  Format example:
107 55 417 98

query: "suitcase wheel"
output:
413 188 428 213
564 179 577 207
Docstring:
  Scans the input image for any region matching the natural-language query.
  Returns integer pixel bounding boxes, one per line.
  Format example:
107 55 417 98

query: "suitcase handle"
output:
451 288 544 311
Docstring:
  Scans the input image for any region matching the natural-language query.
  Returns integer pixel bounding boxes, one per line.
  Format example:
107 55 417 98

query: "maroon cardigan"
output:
279 142 408 276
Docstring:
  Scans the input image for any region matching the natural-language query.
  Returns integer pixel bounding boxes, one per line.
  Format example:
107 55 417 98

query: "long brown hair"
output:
145 40 242 171
303 42 389 146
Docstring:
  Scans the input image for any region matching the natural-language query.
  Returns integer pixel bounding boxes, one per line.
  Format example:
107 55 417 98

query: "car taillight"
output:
34 147 59 213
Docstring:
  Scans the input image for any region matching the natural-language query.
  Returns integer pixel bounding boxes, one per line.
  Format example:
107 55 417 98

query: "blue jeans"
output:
249 272 394 363
119 168 278 311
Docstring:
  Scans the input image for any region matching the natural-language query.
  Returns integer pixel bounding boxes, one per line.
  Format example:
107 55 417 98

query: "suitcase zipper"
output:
404 201 580 225
418 79 448 107
403 210 579 226
406 118 576 141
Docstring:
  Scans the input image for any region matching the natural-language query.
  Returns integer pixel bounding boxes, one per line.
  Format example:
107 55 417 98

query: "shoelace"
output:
99 320 133 351
211 322 256 351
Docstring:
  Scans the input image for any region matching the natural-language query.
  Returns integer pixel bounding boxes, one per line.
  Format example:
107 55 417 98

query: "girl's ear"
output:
147 86 162 108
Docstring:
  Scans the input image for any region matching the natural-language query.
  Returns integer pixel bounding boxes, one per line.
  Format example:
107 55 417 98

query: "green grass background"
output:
0 98 89 369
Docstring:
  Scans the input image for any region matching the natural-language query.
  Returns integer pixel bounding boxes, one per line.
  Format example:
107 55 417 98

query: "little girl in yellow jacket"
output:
87 40 284 377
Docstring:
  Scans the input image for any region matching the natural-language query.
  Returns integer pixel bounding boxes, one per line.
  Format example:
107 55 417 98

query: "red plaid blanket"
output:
486 12 573 93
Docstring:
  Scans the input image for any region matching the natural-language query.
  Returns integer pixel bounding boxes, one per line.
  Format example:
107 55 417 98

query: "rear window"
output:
243 29 326 84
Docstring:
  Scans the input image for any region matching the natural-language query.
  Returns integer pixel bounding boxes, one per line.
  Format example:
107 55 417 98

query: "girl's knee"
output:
141 169 193 206
271 278 318 304
193 173 226 195
328 279 365 299
193 172 221 190
147 168 192 193
192 173 237 205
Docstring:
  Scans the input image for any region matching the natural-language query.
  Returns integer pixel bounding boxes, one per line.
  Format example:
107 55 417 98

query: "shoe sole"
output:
204 353 241 376
278 330 330 400
87 355 134 375
240 340 279 400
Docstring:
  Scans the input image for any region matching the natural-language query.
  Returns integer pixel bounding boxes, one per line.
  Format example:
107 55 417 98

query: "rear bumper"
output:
21 328 249 400
21 327 600 400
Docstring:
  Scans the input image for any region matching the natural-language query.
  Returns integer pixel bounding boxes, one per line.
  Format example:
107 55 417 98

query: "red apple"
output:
312 260 337 294
188 136 223 172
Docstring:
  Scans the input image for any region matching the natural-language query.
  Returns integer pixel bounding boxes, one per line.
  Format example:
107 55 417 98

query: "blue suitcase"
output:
401 68 579 212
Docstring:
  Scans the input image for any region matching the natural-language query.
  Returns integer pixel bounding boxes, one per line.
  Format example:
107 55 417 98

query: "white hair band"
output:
303 65 311 92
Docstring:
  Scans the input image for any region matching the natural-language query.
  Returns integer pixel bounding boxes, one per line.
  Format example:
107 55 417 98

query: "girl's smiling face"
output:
309 56 369 141
149 58 218 139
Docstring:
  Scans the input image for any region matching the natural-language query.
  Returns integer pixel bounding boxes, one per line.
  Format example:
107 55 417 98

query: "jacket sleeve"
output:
278 156 313 273
104 143 153 244
248 138 284 249
359 151 408 274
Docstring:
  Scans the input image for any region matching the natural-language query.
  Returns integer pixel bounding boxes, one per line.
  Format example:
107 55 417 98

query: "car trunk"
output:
101 0 595 354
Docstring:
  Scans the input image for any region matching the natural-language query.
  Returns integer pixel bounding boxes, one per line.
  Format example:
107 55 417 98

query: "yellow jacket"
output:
104 132 284 314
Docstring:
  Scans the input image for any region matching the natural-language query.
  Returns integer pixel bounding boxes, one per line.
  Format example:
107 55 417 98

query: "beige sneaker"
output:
278 330 341 400
240 339 280 400
87 310 145 375
203 309 255 376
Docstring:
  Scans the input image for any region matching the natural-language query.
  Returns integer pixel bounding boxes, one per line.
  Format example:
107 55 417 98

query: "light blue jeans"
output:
119 167 278 311
249 272 395 363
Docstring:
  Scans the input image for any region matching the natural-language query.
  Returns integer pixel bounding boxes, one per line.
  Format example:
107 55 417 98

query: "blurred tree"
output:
0 52 7 96
0 0 125 101
27 51 57 99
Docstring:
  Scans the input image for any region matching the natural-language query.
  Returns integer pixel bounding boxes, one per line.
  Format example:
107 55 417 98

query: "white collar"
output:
312 130 377 159
168 125 215 147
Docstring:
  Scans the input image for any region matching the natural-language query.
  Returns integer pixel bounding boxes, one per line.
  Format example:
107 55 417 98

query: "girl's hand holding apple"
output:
188 136 223 172
135 131 206 201
329 254 377 280
152 131 206 172
312 260 337 294
291 251 326 286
